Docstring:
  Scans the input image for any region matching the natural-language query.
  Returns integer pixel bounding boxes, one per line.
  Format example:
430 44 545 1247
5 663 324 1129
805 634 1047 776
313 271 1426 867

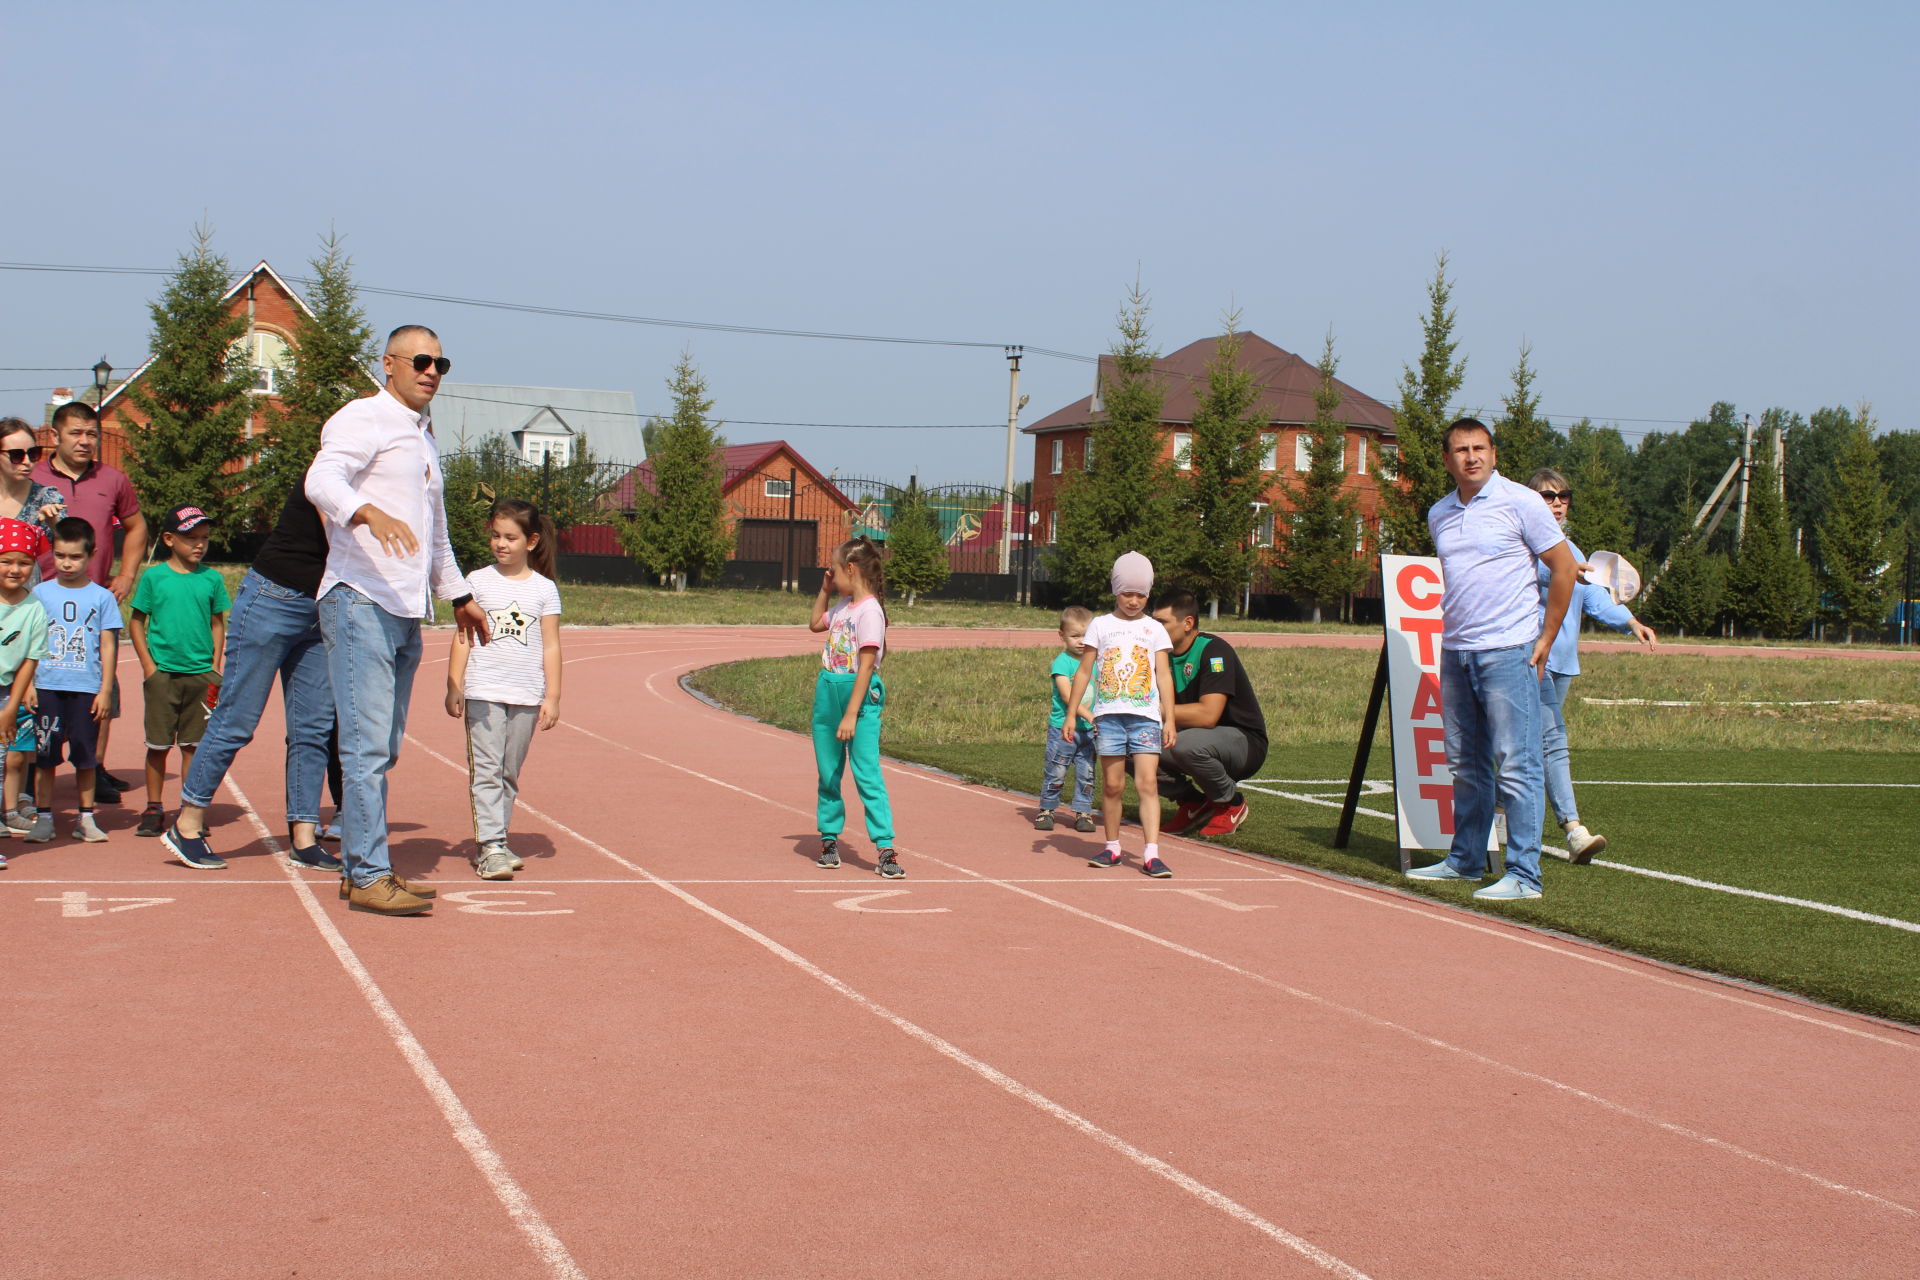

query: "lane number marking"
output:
1140 886 1282 912
795 889 952 914
35 890 174 917
440 889 574 916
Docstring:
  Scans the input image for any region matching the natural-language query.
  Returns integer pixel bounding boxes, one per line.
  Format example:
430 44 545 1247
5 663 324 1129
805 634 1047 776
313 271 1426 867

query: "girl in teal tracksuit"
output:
808 536 899 878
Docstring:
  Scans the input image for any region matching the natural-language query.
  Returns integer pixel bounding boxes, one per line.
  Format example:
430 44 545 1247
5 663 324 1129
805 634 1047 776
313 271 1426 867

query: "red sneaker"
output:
1200 801 1248 836
1168 800 1201 832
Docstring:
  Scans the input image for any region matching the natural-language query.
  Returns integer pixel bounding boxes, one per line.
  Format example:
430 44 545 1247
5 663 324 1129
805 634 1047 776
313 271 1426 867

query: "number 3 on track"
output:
795 889 951 914
440 889 573 916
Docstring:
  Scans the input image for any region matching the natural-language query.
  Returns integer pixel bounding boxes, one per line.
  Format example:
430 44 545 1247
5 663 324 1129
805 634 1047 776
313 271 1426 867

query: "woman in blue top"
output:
1528 469 1657 863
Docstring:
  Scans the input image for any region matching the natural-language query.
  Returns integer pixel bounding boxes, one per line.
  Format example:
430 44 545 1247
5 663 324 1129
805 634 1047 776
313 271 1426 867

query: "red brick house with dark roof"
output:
40 261 370 472
575 440 859 577
1024 332 1397 553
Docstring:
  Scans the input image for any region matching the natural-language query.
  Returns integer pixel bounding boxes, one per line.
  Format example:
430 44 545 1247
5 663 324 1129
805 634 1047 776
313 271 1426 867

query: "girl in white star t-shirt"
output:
445 499 563 881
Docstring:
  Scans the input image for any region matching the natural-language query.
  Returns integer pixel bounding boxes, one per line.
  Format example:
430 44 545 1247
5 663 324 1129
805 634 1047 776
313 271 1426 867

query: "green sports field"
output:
691 646 1920 1024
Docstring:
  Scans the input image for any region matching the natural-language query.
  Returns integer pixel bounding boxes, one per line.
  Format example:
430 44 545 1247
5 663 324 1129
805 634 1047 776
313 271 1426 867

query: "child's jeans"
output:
1040 723 1095 813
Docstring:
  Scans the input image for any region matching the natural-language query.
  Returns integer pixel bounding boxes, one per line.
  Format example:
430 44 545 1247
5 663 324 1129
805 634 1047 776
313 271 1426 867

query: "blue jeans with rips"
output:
1039 723 1095 813
318 584 422 888
1440 643 1546 892
180 570 334 824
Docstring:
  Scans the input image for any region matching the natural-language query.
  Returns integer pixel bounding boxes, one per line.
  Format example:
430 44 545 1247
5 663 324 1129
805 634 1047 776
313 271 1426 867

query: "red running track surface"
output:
3 626 1915 1279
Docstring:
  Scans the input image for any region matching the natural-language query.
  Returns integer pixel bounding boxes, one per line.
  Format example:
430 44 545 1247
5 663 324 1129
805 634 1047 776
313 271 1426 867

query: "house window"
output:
231 330 292 394
1082 434 1093 471
1173 432 1193 470
524 437 570 466
1253 510 1275 548
1294 433 1311 472
1378 442 1398 475
1050 440 1063 475
1047 511 1057 543
764 478 793 499
1356 437 1368 475
1260 432 1278 471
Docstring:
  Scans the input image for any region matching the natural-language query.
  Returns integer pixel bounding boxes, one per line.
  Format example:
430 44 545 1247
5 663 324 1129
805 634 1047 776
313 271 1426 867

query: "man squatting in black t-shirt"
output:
1151 588 1268 838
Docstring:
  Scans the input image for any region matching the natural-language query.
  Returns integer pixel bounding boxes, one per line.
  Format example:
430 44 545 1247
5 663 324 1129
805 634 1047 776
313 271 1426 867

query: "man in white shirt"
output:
1406 418 1576 900
306 325 490 916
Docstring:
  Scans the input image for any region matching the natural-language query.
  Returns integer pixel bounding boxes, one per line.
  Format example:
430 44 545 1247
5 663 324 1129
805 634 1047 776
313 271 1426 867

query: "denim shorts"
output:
1094 712 1162 757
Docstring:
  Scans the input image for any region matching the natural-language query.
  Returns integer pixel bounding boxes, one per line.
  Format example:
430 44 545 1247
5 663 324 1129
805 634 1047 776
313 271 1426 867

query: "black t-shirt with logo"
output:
1170 632 1268 751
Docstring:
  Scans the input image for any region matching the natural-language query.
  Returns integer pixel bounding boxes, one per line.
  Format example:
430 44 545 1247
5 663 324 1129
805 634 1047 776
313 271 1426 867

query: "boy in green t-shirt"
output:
128 506 230 841
1033 605 1097 832
0 519 51 867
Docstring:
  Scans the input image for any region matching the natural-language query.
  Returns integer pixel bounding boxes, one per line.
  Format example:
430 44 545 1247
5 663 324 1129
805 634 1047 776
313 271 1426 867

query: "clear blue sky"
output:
4 0 1913 482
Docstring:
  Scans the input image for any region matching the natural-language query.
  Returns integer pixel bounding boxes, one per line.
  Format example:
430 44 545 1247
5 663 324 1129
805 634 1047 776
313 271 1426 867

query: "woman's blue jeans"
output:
1538 671 1579 826
180 570 333 824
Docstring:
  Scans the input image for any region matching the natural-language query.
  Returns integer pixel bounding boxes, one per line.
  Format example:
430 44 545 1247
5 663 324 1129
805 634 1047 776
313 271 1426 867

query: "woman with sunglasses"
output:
1528 468 1658 863
0 419 67 580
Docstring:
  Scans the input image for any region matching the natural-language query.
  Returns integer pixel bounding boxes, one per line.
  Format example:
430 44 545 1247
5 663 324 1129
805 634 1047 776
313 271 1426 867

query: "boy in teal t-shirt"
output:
128 506 230 839
0 518 51 865
1034 605 1096 832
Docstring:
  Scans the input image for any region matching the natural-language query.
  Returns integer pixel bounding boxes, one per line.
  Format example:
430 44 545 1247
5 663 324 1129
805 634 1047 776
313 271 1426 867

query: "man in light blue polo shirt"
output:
1407 418 1576 900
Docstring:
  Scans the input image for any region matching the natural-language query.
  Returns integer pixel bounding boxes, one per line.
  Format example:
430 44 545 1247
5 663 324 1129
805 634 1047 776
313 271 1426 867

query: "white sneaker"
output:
74 813 109 843
475 842 515 880
504 844 524 871
1565 824 1608 865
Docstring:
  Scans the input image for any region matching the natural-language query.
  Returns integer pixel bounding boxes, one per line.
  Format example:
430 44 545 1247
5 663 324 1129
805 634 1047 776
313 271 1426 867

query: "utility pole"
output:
1736 413 1753 543
999 347 1024 578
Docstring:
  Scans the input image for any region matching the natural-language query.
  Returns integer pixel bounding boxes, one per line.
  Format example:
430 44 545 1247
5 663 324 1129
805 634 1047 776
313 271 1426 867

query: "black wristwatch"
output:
451 593 474 610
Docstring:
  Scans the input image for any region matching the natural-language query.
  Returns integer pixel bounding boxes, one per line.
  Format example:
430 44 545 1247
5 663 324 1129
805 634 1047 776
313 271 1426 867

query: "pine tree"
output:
1047 281 1192 604
1815 404 1905 642
1494 341 1556 483
620 352 733 589
1559 419 1636 556
884 484 949 605
1723 433 1814 638
255 231 377 525
123 226 258 543
1642 529 1726 637
1274 332 1370 621
1176 318 1269 615
1376 253 1467 556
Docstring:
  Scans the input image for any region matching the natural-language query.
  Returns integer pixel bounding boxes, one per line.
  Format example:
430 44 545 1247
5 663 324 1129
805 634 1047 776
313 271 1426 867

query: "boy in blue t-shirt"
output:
29 517 123 843
1034 605 1097 832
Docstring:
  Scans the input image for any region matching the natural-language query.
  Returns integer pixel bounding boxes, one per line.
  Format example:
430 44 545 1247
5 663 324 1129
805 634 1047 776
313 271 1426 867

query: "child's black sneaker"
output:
136 806 166 838
875 849 904 878
1087 849 1122 868
1032 811 1054 831
288 843 343 873
161 824 227 870
1142 857 1173 879
1073 813 1097 833
815 839 841 869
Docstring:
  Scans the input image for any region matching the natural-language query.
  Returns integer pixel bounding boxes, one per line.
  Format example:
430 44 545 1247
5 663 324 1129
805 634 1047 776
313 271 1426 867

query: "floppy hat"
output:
1582 550 1642 603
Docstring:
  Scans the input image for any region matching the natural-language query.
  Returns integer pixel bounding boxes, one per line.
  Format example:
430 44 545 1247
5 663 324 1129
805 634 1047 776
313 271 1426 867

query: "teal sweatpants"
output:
812 669 894 846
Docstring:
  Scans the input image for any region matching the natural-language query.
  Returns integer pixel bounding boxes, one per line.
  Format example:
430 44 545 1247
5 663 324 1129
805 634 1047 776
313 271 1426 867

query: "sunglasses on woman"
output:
1536 489 1573 502
396 353 452 376
2 446 47 466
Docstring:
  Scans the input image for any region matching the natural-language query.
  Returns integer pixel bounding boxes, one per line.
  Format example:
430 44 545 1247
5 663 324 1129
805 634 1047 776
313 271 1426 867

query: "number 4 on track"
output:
36 890 174 918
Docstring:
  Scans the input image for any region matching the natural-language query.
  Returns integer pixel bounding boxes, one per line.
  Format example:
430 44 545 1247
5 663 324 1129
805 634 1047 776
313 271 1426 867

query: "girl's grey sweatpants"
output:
466 699 538 846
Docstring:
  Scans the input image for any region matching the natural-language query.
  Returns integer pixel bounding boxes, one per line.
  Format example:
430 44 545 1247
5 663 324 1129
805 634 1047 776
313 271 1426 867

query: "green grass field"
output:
690 646 1920 1024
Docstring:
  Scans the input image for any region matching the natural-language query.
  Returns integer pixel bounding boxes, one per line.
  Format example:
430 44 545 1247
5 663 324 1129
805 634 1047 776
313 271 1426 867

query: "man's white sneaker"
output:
1473 873 1543 900
1565 824 1608 865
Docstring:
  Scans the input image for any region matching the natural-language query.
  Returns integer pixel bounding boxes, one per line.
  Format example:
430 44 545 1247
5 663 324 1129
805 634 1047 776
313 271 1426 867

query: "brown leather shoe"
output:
346 875 432 916
339 873 436 900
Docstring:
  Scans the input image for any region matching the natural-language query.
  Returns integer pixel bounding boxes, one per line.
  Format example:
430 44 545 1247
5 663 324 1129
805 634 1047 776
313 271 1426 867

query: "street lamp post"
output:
92 356 113 408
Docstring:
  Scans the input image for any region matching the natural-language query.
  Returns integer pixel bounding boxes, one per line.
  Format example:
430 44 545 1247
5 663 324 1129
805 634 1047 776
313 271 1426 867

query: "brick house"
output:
578 440 858 582
1024 332 1397 561
41 261 353 471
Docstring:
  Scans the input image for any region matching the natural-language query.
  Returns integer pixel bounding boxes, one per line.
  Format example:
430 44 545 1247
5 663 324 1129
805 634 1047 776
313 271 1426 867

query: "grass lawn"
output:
690 646 1920 1024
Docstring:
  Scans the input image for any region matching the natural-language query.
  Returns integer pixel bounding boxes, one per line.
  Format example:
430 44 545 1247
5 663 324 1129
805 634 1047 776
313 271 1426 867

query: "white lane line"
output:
530 724 1920 1217
220 776 589 1280
1241 784 1920 935
401 738 1368 1278
662 666 1920 1050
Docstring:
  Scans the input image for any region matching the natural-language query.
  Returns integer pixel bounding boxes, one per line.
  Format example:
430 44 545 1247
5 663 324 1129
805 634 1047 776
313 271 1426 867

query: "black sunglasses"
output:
396 353 452 376
1536 489 1573 502
2 446 47 465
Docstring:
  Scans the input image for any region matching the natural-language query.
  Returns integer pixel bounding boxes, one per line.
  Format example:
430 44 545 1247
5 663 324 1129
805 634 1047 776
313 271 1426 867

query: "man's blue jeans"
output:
318 585 422 888
1039 723 1095 813
1440 643 1545 891
1538 671 1579 827
180 570 333 824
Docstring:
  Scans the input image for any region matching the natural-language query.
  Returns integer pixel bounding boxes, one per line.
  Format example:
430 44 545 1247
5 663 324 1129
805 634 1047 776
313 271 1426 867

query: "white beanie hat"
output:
1111 550 1154 597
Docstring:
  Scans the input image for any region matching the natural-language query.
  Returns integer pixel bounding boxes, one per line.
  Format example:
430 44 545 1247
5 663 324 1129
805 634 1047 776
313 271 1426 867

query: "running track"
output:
3 626 1914 1279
